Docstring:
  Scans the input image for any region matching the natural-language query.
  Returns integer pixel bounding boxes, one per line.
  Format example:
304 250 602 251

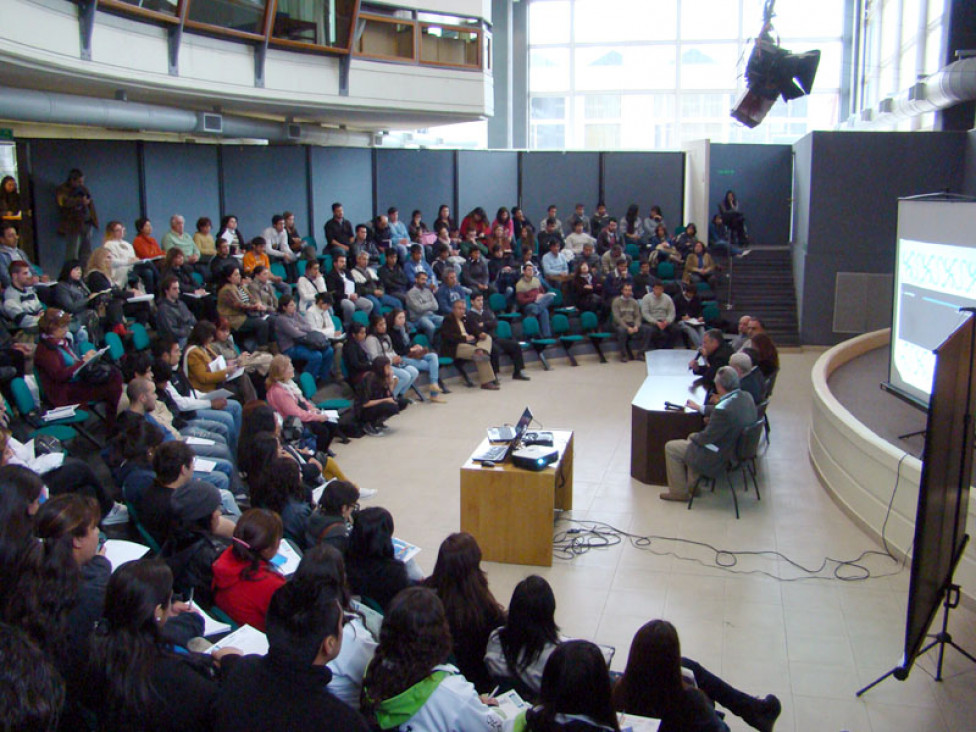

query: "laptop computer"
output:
487 407 533 443
475 407 533 463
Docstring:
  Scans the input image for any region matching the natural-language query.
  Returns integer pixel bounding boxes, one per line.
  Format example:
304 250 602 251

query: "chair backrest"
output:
130 322 150 351
625 242 641 259
297 260 308 277
488 292 506 313
763 367 779 400
190 271 204 286
10 377 37 414
298 371 317 400
76 340 95 356
351 310 370 328
270 262 287 281
105 332 125 361
736 418 766 462
495 319 513 340
629 260 641 275
580 310 599 331
302 235 318 251
657 261 675 279
323 254 333 273
674 225 686 237
551 289 564 308
702 300 720 324
413 333 430 348
552 313 570 336
522 315 541 338
124 501 161 554
331 314 343 332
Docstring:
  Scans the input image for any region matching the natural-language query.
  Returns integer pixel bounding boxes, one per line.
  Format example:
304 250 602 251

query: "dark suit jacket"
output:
687 389 757 476
439 313 472 358
693 340 734 390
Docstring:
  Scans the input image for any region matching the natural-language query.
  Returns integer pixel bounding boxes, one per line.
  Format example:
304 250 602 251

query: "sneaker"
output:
363 423 381 436
512 372 531 381
737 248 752 258
102 502 129 525
359 487 378 500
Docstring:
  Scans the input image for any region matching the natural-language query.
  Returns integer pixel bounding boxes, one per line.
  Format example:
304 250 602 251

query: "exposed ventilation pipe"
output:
0 86 372 146
841 56 976 129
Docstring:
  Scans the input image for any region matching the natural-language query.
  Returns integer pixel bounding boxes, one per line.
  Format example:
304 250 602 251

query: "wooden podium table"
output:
460 430 573 567
631 351 706 485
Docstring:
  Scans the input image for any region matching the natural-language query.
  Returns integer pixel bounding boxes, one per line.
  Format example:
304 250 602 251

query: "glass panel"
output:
680 93 731 118
902 0 923 49
530 48 571 91
899 46 918 88
187 0 267 34
584 94 621 119
880 0 899 63
585 124 621 149
0 143 17 182
680 0 740 41
271 0 355 48
531 96 567 120
531 123 566 149
796 39 843 90
358 18 415 59
621 94 673 148
574 0 675 42
105 0 178 15
420 26 480 67
678 43 740 89
770 0 845 38
924 27 944 73
575 46 676 91
928 0 945 26
529 1 571 45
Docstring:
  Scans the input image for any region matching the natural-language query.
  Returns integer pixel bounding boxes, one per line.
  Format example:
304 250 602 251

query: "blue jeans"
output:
194 402 242 454
364 293 403 312
523 293 555 337
412 314 444 344
401 353 439 385
392 364 418 398
286 344 335 383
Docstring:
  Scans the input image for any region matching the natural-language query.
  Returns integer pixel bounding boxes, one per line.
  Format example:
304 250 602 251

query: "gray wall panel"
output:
963 130 976 198
709 143 792 246
520 152 600 229
458 150 518 223
28 139 141 273
603 152 684 231
221 145 308 240
309 147 373 244
791 133 814 328
143 143 220 235
375 150 455 227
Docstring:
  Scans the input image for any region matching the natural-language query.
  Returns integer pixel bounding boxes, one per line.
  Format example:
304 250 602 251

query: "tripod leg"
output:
856 666 902 697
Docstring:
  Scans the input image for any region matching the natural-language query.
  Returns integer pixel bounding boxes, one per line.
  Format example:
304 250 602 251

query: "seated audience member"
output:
719 190 749 246
246 265 281 313
213 316 270 394
729 351 764 405
708 213 743 256
683 240 718 289
355 356 403 434
325 202 356 256
574 240 601 276
101 220 141 291
749 332 780 379
661 366 757 502
210 238 240 283
596 217 619 255
612 283 647 363
212 508 286 631
435 268 467 316
540 205 563 235
297 259 327 313
404 270 442 344
52 259 101 343
87 559 226 731
590 202 611 239
521 640 620 732
621 204 647 250
110 418 163 509
132 217 165 261
156 275 196 347
266 354 337 454
649 224 681 266
159 247 205 297
408 209 429 244
344 506 412 611
386 207 412 261
377 249 409 305
386 308 445 401
250 455 312 550
0 222 46 290
675 283 705 348
241 236 269 276
487 223 514 255
275 295 334 384
466 293 529 382
565 217 595 256
566 203 591 236
460 207 491 242
34 309 123 429
537 217 566 255
184 320 258 403
216 265 271 350
341 322 373 387
350 224 381 265
572 261 603 315
485 575 565 699
613 619 780 732
404 243 438 288
515 263 555 338
674 222 702 258
215 570 370 732
352 251 399 312
216 214 245 254
0 622 65 732
689 328 734 392
89 246 155 331
516 223 538 260
364 313 417 400
361 587 502 731
440 299 498 390
541 238 571 291
160 214 201 264
488 244 519 300
640 280 680 350
263 214 299 282
645 205 666 234
305 480 360 553
161 479 230 607
511 206 532 241
327 253 374 325
460 228 489 260
462 246 494 296
425 532 506 693
731 315 752 351
2 260 44 340
601 243 632 276
631 258 653 299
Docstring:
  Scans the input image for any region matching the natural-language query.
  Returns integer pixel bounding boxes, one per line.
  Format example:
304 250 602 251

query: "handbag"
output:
84 361 115 385
299 330 331 351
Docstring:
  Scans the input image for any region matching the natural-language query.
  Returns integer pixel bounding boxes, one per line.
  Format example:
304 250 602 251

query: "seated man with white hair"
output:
660 365 757 502
160 214 201 265
730 351 765 404
731 314 752 351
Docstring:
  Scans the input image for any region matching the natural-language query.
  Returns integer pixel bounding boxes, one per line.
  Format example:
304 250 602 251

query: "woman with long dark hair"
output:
344 506 412 612
524 640 620 732
0 464 44 606
361 586 501 730
424 532 505 692
718 190 748 246
52 258 101 342
249 455 312 550
622 204 646 248
215 214 245 254
88 559 228 731
485 575 563 698
183 319 257 403
355 356 402 436
212 508 286 631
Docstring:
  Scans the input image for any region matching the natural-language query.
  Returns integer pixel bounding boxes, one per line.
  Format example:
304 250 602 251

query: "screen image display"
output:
889 200 976 407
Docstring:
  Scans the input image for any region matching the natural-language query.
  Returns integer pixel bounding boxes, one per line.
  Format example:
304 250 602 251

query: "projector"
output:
511 446 559 471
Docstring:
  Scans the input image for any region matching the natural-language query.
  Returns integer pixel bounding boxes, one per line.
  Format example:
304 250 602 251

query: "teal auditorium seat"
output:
521 316 557 371
552 314 584 366
580 310 612 363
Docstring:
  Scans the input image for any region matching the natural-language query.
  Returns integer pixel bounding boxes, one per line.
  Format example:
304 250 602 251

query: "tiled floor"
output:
332 349 976 732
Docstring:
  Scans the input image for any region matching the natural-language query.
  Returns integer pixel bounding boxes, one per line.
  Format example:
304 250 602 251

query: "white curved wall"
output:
810 329 976 604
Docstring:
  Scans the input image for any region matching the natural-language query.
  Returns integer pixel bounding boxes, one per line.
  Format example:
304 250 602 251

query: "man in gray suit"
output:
660 366 757 501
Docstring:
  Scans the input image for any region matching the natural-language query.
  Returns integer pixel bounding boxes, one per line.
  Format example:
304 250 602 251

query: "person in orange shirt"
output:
241 237 288 295
132 217 165 260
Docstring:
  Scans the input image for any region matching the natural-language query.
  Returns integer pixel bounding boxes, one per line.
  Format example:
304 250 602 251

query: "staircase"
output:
715 246 801 347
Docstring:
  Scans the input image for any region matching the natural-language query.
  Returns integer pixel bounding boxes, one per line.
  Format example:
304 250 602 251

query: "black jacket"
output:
161 529 230 607
345 554 411 612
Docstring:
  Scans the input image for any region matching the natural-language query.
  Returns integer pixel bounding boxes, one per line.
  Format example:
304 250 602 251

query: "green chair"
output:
190 271 205 286
521 316 557 370
76 340 95 356
490 292 520 322
104 332 125 361
125 500 161 554
322 254 333 274
629 261 641 276
270 262 288 282
302 235 318 252
297 260 307 277
297 371 352 411
414 334 466 390
702 300 721 325
553 313 584 366
657 261 675 281
625 242 641 260
130 323 151 351
9 378 93 447
551 289 577 317
674 225 686 237
580 311 612 363
351 310 370 328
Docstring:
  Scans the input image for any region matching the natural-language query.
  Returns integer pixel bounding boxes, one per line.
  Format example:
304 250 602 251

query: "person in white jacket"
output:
297 259 327 313
362 587 503 732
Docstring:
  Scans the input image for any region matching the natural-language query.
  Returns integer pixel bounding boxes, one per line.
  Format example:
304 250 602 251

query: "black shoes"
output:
745 694 781 732
513 372 531 381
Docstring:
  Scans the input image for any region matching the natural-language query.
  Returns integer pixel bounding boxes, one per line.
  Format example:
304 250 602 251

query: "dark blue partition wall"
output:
520 152 600 227
143 143 220 230
458 150 518 222
709 143 792 246
602 152 684 229
221 145 308 239
28 139 141 272
375 150 455 225
309 147 373 243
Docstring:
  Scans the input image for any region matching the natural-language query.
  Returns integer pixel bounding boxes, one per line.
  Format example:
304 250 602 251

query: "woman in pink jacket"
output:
265 354 337 454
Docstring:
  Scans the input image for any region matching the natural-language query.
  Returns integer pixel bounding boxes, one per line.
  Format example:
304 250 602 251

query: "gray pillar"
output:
487 0 513 149
511 0 529 149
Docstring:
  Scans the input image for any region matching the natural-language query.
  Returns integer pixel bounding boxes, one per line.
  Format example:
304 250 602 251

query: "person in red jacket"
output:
212 508 286 631
33 308 123 430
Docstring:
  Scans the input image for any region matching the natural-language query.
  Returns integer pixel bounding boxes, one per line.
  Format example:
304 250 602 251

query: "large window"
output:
528 0 848 149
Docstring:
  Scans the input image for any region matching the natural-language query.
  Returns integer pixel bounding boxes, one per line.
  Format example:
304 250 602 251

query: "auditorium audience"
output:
344 506 412 611
640 280 679 350
265 354 337 453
